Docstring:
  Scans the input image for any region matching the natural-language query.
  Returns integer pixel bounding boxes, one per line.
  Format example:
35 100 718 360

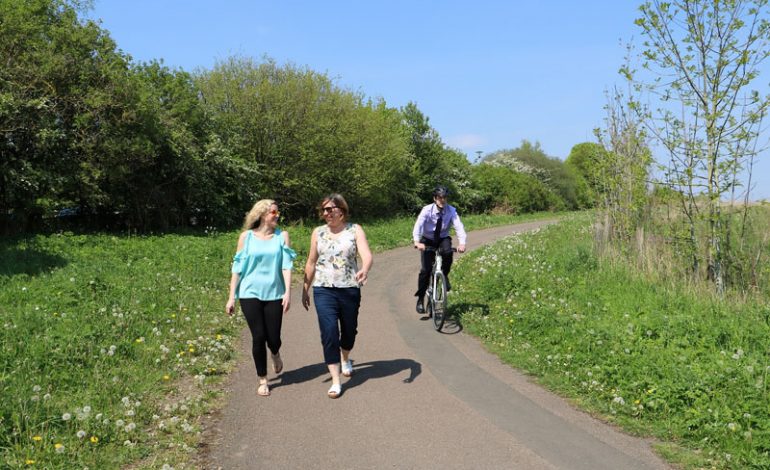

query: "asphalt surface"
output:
205 221 671 470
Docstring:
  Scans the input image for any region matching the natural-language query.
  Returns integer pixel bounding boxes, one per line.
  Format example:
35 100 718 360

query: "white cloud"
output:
445 133 487 150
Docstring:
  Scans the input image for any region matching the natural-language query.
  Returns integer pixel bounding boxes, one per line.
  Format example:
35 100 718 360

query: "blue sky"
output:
88 1 769 199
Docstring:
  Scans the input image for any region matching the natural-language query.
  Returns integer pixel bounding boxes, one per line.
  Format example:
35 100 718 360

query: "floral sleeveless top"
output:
313 223 359 288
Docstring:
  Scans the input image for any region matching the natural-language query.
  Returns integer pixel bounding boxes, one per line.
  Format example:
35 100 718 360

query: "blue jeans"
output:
313 287 361 364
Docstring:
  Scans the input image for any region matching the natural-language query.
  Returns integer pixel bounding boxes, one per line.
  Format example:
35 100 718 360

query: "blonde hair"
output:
242 199 276 230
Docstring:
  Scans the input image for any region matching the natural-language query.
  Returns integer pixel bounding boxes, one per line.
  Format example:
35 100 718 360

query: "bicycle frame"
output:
424 246 455 331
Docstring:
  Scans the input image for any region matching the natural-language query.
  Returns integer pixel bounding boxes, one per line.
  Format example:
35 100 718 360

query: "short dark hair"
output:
317 193 349 220
432 185 449 198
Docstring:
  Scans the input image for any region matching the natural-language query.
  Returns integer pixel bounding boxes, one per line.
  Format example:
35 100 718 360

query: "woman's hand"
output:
225 298 236 316
302 288 311 311
355 269 369 286
282 292 291 314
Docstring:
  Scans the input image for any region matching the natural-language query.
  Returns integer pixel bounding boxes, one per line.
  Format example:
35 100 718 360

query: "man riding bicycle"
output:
412 185 466 314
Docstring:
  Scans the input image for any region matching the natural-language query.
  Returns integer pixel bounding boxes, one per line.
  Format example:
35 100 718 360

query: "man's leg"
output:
439 237 453 291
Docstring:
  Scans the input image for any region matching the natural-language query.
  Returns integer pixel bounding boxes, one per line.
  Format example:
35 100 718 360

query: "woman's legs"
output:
313 287 361 394
262 299 283 355
240 298 269 378
240 298 283 393
312 287 342 365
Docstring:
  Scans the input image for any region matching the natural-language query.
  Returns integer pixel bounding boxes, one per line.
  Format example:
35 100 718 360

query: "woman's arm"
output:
302 228 319 310
354 224 373 286
281 230 292 314
225 231 249 315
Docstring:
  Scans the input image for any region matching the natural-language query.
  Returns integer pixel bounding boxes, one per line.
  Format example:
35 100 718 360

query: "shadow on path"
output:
344 358 422 390
270 358 422 391
417 313 464 335
269 362 329 388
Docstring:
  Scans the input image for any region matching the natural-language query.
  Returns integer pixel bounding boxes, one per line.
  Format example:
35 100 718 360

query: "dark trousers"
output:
239 298 283 377
313 287 361 364
416 236 453 298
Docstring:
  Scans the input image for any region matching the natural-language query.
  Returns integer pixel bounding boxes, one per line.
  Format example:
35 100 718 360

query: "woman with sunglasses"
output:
302 194 373 398
226 199 296 397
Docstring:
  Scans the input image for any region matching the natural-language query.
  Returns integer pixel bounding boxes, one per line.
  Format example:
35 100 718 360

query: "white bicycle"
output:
424 246 456 331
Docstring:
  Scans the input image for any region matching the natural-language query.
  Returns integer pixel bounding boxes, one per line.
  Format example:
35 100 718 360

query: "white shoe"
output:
341 359 353 377
327 383 341 399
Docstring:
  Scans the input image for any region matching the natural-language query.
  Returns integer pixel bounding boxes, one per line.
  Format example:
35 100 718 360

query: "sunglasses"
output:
268 209 280 216
322 206 338 214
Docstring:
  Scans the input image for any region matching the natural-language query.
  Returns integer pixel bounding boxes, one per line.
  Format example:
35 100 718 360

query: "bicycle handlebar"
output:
420 246 457 254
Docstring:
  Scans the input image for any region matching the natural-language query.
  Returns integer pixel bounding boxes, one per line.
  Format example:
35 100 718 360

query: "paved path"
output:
205 221 670 469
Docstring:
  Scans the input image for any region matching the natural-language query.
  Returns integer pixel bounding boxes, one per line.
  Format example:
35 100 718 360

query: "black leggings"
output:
239 298 283 377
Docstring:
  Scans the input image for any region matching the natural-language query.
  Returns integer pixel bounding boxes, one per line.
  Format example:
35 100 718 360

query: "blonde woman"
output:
302 194 373 399
226 199 296 397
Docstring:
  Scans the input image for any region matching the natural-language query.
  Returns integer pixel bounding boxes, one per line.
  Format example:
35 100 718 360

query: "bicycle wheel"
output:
432 272 448 331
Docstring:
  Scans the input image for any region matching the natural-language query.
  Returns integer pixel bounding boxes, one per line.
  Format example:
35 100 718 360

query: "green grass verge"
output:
0 211 554 469
451 212 770 469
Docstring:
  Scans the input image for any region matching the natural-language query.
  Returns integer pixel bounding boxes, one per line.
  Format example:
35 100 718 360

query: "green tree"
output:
482 140 589 209
398 102 476 211
0 0 130 231
196 56 415 220
595 87 652 244
634 0 770 291
471 164 563 214
565 142 607 203
94 61 213 229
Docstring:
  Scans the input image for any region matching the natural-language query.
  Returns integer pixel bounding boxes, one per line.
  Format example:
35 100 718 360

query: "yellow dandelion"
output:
135 338 144 343
163 375 170 381
188 347 195 353
32 435 42 441
25 459 35 465
216 334 223 340
54 443 63 449
171 314 176 318
90 436 99 444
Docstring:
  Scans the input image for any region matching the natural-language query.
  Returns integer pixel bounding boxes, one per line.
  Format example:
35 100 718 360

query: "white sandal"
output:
341 360 353 377
327 383 341 399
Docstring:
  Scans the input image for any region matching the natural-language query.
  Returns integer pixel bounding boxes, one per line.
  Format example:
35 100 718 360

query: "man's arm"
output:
451 207 467 252
412 205 428 249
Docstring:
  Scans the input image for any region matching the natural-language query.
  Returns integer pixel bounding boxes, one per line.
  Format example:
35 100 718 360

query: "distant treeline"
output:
1 0 597 233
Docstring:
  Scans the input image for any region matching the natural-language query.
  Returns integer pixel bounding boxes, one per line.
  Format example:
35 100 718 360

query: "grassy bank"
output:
0 211 554 469
451 213 770 469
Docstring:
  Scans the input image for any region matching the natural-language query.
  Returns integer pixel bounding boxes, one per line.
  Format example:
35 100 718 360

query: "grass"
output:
0 210 555 469
451 212 770 469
